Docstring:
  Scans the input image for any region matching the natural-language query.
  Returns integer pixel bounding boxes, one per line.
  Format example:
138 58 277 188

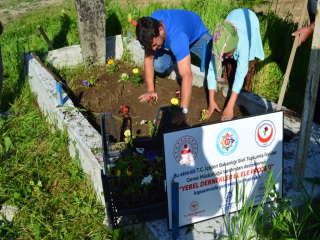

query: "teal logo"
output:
216 128 238 156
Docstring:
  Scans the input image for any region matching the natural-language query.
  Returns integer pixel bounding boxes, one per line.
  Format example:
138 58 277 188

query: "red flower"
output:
120 105 129 113
119 105 130 118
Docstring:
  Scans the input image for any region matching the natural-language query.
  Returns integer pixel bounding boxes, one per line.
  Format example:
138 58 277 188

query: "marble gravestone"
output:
75 0 106 66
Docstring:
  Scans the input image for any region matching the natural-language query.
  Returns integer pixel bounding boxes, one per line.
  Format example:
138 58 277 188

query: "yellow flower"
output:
126 166 134 176
124 130 131 138
132 68 139 74
107 59 114 65
201 109 207 113
111 169 121 177
171 98 179 106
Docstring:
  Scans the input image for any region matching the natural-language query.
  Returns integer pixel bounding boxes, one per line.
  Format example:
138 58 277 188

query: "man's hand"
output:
205 101 221 119
172 110 186 125
292 23 315 47
138 91 158 102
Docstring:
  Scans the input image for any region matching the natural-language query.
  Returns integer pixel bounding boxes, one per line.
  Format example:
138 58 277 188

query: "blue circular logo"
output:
216 128 238 156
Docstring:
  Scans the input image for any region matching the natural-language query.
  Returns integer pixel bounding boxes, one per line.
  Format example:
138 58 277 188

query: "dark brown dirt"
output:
64 61 249 140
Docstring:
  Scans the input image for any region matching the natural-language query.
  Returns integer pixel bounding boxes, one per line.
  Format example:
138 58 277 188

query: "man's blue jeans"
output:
153 32 213 77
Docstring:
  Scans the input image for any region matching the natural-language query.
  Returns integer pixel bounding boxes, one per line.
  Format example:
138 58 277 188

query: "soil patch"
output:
61 61 249 141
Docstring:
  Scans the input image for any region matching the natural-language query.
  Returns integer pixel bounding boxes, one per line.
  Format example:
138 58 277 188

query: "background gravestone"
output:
75 0 106 66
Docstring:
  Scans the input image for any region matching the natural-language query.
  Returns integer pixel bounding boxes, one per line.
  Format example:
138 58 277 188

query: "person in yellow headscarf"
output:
206 8 265 120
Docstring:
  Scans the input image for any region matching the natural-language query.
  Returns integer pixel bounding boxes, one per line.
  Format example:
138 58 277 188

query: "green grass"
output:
0 0 319 239
0 84 112 238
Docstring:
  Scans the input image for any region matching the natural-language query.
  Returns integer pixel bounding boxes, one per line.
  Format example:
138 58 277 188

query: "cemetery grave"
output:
22 0 320 238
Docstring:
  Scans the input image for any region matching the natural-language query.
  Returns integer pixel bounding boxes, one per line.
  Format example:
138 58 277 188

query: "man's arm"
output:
171 54 192 124
177 54 192 108
138 49 158 102
292 22 315 47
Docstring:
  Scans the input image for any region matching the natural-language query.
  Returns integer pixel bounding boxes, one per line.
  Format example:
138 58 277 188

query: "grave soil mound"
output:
63 61 249 140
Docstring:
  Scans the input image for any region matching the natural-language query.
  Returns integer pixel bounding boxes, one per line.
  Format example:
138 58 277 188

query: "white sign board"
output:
163 111 283 229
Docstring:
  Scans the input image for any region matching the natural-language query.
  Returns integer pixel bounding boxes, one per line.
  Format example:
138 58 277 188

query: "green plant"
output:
121 38 134 62
108 141 127 151
139 119 156 137
118 72 130 83
199 109 207 121
0 85 111 239
81 74 99 87
106 58 119 75
148 120 155 137
108 150 165 204
130 68 143 86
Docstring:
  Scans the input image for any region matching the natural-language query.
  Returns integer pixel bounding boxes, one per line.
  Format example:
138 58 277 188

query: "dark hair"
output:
136 17 161 51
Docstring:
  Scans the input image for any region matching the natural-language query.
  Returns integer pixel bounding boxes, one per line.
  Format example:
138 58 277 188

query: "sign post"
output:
172 180 179 240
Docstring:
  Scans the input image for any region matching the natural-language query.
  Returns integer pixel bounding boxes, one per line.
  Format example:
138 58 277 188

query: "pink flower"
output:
175 90 181 98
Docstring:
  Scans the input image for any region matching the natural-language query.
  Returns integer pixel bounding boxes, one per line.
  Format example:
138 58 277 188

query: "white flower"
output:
120 73 129 79
141 175 153 185
140 120 146 125
136 148 144 154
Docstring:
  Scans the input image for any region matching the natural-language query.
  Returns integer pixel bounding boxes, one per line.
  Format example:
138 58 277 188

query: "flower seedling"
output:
175 90 181 98
108 142 126 151
148 121 155 137
124 129 131 138
124 129 132 146
141 175 153 185
118 105 130 118
171 97 180 115
130 68 142 86
108 149 165 203
111 169 121 177
126 165 134 176
82 80 91 87
145 151 156 162
106 58 119 75
199 109 207 121
171 97 179 106
140 119 156 137
147 95 157 105
118 73 130 83
82 75 99 87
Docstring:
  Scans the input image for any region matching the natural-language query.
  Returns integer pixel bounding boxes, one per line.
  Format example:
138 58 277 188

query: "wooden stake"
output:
37 25 54 50
276 0 308 110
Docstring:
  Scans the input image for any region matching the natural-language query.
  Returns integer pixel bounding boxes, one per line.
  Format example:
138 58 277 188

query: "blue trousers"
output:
153 32 213 76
